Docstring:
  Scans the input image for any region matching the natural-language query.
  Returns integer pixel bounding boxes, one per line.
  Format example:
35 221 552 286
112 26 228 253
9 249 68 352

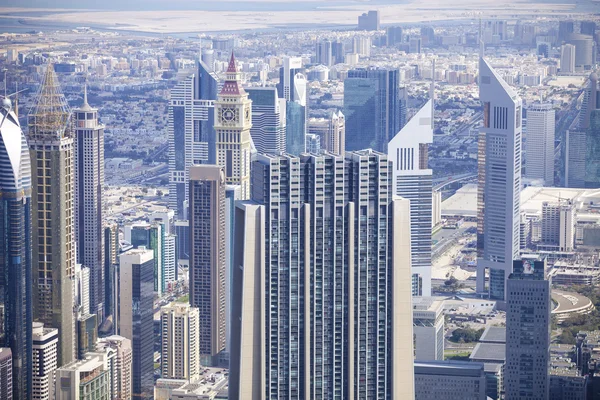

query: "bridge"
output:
433 173 477 191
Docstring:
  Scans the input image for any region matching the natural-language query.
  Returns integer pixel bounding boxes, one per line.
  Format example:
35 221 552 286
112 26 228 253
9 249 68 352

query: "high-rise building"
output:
558 20 575 43
414 361 486 400
277 57 302 102
96 335 133 400
352 36 372 57
308 110 345 156
388 99 434 295
189 165 227 366
357 10 380 31
567 34 594 70
116 248 154 399
77 314 97 360
230 151 415 399
74 85 105 322
0 348 12 400
168 61 218 218
28 63 76 367
315 40 333 66
387 26 403 46
331 41 345 65
0 95 32 399
476 57 522 304
246 87 286 154
215 53 252 199
75 264 90 317
541 200 575 251
127 222 164 296
103 223 119 324
505 258 551 400
304 133 321 154
54 353 111 400
160 303 201 380
277 57 308 156
413 298 445 361
224 184 240 353
409 37 422 53
525 103 555 185
32 322 58 400
581 21 597 36
560 44 576 74
344 68 400 153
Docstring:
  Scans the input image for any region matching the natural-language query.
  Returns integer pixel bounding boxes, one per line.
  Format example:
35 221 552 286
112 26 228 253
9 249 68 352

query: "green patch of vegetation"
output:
444 350 472 361
176 294 189 303
449 327 485 343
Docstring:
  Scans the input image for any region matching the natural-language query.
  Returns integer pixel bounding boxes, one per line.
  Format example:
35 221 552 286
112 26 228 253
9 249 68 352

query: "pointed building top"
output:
78 83 95 112
28 63 72 141
219 50 246 97
227 51 238 73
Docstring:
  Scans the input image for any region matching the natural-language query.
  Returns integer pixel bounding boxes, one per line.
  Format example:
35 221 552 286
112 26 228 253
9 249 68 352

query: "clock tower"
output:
214 52 252 199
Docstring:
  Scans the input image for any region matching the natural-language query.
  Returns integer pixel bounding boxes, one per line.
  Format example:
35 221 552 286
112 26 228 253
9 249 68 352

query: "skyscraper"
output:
96 335 133 400
116 248 154 399
127 222 164 296
525 103 555 185
230 151 415 399
388 99 434 296
560 44 576 74
387 26 403 46
0 95 32 399
344 68 400 153
28 63 76 366
215 52 252 199
476 57 522 304
315 40 333 66
189 165 227 366
505 258 550 400
168 60 218 218
277 57 308 156
357 10 380 31
160 303 200 380
246 87 286 154
103 223 119 323
31 322 58 400
54 352 111 400
0 348 12 400
308 110 345 155
74 85 105 322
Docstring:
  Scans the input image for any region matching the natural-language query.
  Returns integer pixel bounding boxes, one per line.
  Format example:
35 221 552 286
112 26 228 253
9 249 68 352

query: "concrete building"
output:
230 151 415 399
160 303 200 380
505 258 551 400
246 87 286 154
32 322 58 400
277 57 307 156
74 85 105 321
414 361 486 400
476 56 522 304
54 353 110 400
525 103 555 185
96 335 133 400
126 222 164 296
307 110 345 156
566 34 594 70
0 348 12 400
357 10 380 31
215 53 252 199
0 94 32 399
315 39 333 66
28 63 76 367
116 248 154 399
352 36 372 57
104 223 119 322
413 298 445 361
168 60 218 218
388 99 434 295
189 165 227 366
541 200 576 251
560 44 576 74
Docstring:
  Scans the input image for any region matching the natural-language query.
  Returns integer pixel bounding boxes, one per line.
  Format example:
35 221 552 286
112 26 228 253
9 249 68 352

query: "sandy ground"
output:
0 0 592 34
432 242 476 280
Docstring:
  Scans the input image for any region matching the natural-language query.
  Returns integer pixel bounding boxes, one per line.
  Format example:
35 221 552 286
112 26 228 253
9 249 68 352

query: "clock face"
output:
221 108 236 122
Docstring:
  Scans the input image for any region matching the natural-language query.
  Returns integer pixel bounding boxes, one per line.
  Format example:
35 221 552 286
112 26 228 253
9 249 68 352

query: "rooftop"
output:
479 326 506 344
470 342 506 363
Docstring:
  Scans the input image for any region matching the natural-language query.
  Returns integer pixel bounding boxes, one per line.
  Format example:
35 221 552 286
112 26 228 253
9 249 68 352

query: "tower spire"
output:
431 58 435 131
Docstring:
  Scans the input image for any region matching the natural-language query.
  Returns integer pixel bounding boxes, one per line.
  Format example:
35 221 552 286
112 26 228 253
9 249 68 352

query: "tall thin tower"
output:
74 84 105 321
0 96 33 399
28 63 76 366
476 57 522 304
215 52 252 199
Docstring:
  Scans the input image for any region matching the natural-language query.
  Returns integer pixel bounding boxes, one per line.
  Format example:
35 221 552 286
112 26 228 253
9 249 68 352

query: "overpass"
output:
433 173 477 191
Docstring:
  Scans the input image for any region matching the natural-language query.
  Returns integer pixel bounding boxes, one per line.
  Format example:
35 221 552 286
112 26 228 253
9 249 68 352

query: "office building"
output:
54 353 110 400
525 103 555 185
357 10 380 31
224 185 240 353
96 335 133 400
560 44 576 74
75 264 90 318
201 48 215 72
0 94 32 399
304 133 321 153
230 151 415 399
28 63 76 367
0 348 12 400
581 21 597 36
541 200 575 251
160 303 200 380
476 57 522 304
409 37 422 53
246 87 286 154
307 110 345 156
103 224 119 323
505 258 551 400
414 361 486 400
215 53 252 199
421 26 435 45
277 57 308 156
387 26 403 46
331 41 345 65
189 165 227 366
116 248 154 399
74 85 105 321
565 127 587 188
277 57 302 102
315 39 333 66
388 99 434 295
127 222 164 296
168 61 218 218
558 20 574 43
32 322 58 400
567 34 594 70
344 68 400 153
77 314 97 360
413 298 445 361
352 36 372 57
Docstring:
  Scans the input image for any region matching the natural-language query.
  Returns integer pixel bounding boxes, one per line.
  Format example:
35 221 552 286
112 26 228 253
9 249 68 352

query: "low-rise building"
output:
414 361 486 400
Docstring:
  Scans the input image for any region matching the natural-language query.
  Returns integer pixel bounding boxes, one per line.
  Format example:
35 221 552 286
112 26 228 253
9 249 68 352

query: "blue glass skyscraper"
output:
344 68 400 153
0 98 33 399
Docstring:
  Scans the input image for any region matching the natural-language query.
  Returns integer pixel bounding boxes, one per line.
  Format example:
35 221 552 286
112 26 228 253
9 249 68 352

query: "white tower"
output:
525 103 555 185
